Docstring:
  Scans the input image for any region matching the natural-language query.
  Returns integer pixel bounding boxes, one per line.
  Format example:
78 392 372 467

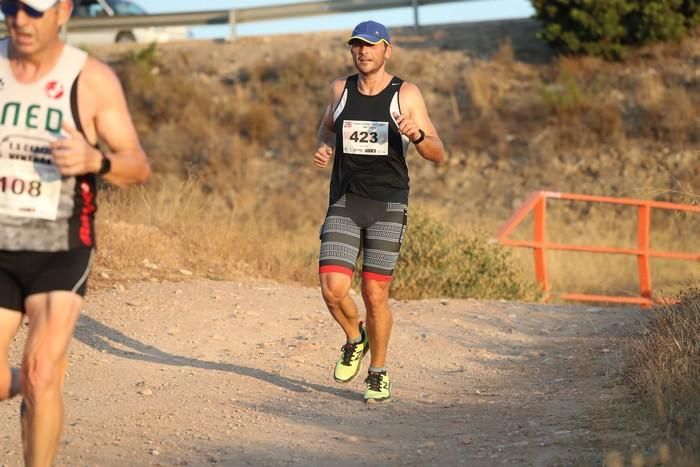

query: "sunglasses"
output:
1 1 55 18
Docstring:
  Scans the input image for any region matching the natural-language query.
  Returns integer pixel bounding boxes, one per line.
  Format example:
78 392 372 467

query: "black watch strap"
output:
412 129 426 145
98 152 112 175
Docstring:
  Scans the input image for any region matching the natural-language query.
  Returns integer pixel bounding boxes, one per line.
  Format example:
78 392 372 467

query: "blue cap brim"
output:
347 35 390 46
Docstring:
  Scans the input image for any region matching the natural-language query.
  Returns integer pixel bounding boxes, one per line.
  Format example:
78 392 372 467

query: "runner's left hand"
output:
51 122 101 176
392 112 422 142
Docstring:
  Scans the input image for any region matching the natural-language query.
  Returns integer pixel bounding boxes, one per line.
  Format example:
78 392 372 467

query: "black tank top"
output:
330 74 410 205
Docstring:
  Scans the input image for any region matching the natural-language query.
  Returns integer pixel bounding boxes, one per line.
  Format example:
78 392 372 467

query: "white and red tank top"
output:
0 38 97 251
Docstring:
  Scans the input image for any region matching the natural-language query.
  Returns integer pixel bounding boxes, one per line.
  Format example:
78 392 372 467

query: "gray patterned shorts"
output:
319 193 408 281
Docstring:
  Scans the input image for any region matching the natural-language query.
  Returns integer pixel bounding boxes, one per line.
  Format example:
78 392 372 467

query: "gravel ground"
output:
1 279 658 466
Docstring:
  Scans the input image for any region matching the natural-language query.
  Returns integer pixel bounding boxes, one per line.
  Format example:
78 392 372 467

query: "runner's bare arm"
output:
54 58 150 187
87 58 151 186
314 79 345 169
394 82 445 163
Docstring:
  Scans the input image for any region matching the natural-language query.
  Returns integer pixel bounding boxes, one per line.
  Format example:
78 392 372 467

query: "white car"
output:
67 0 191 45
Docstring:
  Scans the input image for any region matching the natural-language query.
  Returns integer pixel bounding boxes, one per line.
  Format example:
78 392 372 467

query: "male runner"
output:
0 1 150 465
314 20 445 403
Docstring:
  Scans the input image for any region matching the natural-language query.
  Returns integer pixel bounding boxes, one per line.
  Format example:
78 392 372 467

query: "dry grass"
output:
85 28 700 299
502 198 700 299
95 177 532 301
84 31 700 453
627 290 700 463
463 64 507 116
94 175 321 289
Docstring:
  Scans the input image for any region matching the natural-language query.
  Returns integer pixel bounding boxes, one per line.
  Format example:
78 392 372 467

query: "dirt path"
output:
1 280 654 466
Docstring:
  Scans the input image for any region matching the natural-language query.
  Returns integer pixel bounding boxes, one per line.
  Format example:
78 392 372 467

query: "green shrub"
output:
364 211 533 300
532 0 700 59
119 42 160 89
540 71 586 115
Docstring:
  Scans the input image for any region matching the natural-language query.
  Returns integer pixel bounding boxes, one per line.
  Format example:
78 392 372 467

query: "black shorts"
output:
0 248 94 313
319 193 408 281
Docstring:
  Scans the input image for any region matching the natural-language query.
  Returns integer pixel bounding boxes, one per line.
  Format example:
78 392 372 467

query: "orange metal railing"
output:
497 191 700 306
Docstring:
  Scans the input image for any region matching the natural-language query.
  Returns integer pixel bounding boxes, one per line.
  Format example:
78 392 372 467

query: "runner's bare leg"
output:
320 272 362 341
21 292 82 467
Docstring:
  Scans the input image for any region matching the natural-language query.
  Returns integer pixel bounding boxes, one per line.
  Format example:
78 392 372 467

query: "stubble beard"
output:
355 57 385 77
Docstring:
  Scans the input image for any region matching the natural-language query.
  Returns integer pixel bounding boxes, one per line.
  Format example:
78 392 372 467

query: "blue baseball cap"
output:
347 21 391 45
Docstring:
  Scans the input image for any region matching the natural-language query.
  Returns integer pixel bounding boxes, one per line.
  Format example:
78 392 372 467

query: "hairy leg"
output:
22 292 82 467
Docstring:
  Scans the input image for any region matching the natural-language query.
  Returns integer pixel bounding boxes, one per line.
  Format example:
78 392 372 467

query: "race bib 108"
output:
0 156 62 221
342 120 389 156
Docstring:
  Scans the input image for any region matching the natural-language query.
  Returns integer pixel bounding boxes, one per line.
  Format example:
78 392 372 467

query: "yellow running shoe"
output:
364 370 391 403
333 322 369 383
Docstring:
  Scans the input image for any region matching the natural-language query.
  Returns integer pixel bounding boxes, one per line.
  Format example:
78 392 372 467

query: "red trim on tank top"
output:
78 178 96 246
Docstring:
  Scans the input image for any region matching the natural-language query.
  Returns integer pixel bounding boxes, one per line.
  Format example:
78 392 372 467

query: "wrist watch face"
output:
99 154 111 175
413 129 425 145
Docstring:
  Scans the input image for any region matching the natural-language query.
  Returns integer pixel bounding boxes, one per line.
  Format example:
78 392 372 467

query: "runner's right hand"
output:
51 122 102 176
314 144 333 168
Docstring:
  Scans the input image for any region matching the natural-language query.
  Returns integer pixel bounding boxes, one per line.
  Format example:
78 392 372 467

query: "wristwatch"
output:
412 129 426 145
98 152 112 175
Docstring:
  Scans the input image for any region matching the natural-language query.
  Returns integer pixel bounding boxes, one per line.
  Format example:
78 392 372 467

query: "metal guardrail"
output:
497 191 700 307
0 0 478 39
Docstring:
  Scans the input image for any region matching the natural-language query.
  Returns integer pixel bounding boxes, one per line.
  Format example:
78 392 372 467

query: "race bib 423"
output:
342 120 389 156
